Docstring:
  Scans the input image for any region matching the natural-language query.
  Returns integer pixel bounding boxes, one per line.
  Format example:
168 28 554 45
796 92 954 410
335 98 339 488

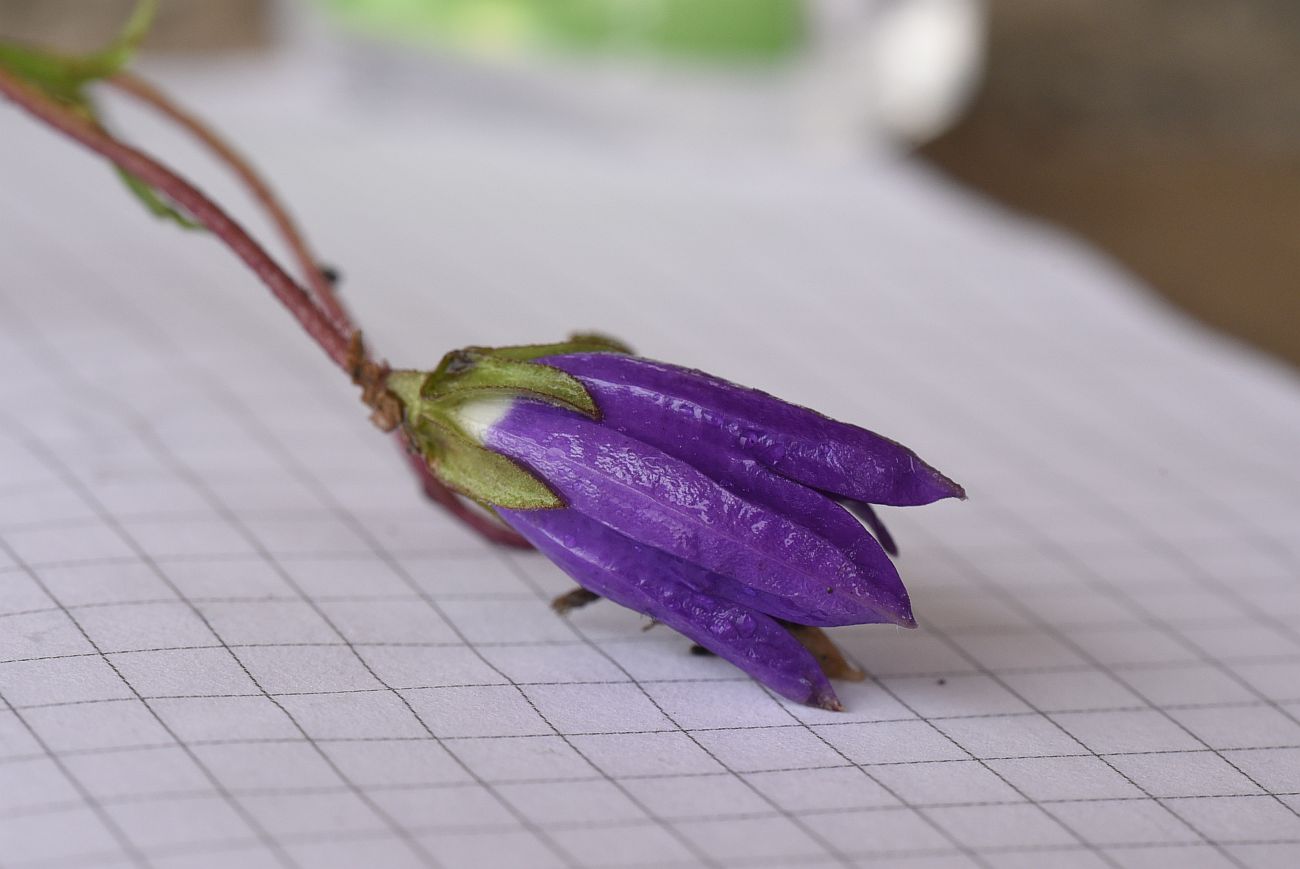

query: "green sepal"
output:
412 419 563 510
388 333 632 510
463 332 633 362
426 350 599 419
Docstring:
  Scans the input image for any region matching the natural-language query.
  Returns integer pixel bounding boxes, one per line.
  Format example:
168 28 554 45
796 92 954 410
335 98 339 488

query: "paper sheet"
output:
2 59 1299 869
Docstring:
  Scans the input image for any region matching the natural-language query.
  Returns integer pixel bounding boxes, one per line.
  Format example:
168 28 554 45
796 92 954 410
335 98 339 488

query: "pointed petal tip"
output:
879 461 966 507
881 598 917 629
873 589 916 629
812 687 844 712
926 467 967 503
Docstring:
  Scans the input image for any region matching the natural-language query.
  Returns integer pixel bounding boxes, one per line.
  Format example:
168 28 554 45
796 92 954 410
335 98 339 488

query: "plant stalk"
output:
0 65 351 368
109 71 354 336
0 64 532 548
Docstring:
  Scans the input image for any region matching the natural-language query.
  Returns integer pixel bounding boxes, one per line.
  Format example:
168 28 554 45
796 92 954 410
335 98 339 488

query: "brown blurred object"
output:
922 0 1300 368
0 0 270 53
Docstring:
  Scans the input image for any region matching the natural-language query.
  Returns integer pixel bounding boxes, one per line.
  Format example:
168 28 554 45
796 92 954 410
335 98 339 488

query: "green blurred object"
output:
317 0 806 63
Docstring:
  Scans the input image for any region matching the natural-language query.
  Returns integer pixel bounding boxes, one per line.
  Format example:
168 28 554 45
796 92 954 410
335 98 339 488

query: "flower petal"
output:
485 400 911 626
543 353 964 507
501 507 840 709
677 449 913 626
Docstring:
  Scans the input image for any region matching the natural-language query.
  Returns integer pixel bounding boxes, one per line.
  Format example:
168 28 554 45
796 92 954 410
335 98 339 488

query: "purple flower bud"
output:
405 346 963 708
481 400 911 628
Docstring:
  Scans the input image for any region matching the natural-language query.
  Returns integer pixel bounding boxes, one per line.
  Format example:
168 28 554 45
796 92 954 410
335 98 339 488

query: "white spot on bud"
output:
449 396 514 443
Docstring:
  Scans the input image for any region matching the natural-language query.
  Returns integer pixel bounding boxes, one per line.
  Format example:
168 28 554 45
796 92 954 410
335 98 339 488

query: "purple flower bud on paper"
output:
388 336 964 710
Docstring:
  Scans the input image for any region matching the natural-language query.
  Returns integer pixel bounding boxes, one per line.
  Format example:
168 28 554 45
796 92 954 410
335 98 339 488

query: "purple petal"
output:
486 400 912 627
666 446 913 626
542 353 964 507
500 507 840 709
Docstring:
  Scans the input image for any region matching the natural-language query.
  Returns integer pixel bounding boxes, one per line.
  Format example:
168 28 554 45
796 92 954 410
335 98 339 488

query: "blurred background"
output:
2 0 1296 368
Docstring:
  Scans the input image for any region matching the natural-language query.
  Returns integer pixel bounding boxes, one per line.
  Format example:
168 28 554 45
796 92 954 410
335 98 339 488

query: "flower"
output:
389 338 963 709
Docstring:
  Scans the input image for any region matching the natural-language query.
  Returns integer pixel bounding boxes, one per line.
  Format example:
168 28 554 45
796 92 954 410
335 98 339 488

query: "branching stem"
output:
109 71 354 335
0 65 351 368
0 64 532 549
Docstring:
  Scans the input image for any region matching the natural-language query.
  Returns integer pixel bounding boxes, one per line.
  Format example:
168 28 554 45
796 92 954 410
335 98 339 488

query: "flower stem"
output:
0 64 352 369
108 71 354 336
102 71 531 549
1 64 533 549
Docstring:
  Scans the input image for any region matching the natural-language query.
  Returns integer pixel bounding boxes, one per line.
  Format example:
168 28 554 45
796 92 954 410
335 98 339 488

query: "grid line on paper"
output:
0 686 149 869
8 641 1300 672
0 529 295 869
839 276 1300 829
13 689 1300 718
495 551 872 869
9 785 1300 825
501 548 1005 869
759 218 1292 868
7 735 1300 773
889 526 1238 864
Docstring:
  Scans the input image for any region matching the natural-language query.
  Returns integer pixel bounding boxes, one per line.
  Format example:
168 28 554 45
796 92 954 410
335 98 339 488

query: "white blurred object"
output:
804 0 984 147
323 0 986 155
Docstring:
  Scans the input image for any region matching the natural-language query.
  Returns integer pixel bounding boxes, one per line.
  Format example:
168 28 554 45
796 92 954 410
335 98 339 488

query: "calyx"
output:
386 333 631 510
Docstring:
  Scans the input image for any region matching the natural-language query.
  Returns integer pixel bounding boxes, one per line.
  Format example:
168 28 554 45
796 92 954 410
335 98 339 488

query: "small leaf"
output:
426 351 599 418
116 168 203 229
0 1 156 91
87 0 159 78
418 421 563 510
0 2 193 229
566 332 633 354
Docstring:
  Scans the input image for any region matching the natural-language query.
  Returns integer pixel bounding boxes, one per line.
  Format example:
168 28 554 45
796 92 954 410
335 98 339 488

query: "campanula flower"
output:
388 337 963 709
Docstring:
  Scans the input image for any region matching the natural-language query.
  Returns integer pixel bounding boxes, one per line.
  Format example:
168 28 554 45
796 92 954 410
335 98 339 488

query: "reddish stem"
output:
1 65 532 549
105 70 531 550
109 71 354 336
0 65 351 368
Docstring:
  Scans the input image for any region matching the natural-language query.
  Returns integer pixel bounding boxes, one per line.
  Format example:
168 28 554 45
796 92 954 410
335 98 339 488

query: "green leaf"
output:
0 2 193 230
115 168 203 229
0 0 157 92
88 0 159 77
417 420 563 510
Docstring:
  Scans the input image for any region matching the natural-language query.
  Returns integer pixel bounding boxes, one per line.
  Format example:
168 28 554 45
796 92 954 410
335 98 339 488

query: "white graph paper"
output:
1 58 1299 869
